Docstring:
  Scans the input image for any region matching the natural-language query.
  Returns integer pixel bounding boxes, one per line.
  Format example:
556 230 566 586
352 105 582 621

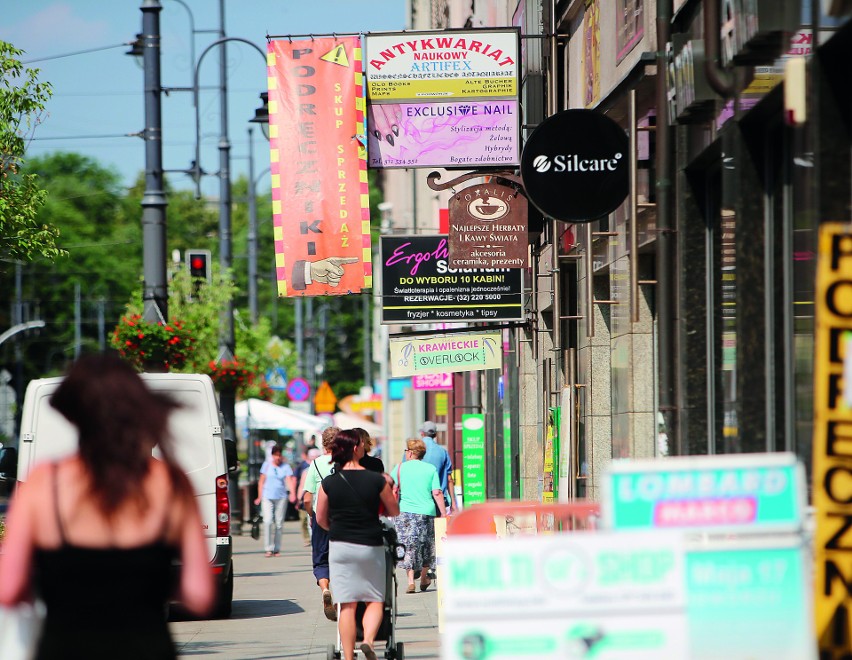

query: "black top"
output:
32 464 178 660
360 454 385 473
321 469 385 546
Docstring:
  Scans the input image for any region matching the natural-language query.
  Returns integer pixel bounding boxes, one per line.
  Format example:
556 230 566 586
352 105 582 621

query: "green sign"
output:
463 414 486 505
686 543 813 659
603 453 804 533
503 411 512 499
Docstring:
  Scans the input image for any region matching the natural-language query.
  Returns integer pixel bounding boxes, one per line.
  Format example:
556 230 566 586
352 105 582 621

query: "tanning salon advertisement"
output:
380 235 523 324
365 29 520 169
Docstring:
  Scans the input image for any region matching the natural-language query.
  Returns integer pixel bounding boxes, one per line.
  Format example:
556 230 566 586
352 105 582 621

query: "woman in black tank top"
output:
0 354 215 660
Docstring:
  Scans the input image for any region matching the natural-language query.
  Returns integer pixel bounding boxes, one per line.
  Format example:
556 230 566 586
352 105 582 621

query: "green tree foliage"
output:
0 41 63 265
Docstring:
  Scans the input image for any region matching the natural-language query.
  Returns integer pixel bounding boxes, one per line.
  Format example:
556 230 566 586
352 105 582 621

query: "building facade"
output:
380 0 851 503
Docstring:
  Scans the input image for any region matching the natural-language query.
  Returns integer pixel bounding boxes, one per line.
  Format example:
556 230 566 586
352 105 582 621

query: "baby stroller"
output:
327 521 406 659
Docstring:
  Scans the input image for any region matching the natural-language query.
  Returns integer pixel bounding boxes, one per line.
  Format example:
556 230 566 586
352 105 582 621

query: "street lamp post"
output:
139 0 168 324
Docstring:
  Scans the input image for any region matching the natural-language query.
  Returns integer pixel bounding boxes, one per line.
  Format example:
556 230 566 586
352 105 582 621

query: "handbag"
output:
250 514 262 540
392 464 402 502
0 601 45 660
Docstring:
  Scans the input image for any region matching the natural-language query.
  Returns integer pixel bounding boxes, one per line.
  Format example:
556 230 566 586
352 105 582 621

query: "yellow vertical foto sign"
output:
813 223 852 655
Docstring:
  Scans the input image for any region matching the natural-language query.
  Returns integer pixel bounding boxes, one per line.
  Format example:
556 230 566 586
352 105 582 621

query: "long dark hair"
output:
329 429 360 469
50 352 190 518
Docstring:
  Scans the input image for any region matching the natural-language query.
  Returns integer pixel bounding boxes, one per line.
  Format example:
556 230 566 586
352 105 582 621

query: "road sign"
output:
287 377 310 402
265 367 288 391
314 381 338 414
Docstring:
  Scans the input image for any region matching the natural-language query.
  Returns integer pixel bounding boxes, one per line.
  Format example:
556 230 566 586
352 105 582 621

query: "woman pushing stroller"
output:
315 429 399 660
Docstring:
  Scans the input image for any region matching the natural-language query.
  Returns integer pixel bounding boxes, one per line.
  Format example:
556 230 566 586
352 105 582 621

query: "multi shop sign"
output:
520 109 629 222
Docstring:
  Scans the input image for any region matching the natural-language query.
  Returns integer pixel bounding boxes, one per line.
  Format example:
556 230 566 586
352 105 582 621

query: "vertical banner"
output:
813 223 852 656
267 38 371 297
462 413 486 506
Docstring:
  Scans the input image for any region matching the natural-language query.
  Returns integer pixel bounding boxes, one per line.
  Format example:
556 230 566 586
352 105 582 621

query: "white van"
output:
16 373 236 618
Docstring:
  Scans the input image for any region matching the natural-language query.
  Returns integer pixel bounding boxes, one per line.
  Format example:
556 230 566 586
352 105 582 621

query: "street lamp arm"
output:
0 321 45 349
192 36 267 199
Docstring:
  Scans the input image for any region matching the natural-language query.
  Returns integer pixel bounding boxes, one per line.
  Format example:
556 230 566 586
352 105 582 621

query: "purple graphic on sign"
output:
368 101 519 169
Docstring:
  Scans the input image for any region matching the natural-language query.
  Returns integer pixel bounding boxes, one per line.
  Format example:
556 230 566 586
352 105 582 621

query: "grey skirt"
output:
329 541 386 603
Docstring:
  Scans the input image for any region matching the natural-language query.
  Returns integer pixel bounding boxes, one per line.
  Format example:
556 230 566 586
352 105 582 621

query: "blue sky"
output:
1 1 406 196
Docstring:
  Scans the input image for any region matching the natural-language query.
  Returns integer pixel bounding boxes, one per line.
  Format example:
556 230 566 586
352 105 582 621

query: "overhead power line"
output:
23 43 130 64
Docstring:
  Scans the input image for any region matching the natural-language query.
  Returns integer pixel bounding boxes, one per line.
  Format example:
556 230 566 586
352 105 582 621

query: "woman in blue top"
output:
392 438 447 594
254 446 296 557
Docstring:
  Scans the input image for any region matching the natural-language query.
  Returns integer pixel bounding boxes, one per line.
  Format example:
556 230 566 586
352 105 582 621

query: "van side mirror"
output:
224 439 239 473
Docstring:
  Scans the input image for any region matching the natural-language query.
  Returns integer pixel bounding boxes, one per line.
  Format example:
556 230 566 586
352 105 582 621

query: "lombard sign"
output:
520 109 629 222
389 332 501 378
602 452 805 534
448 182 527 269
380 235 523 324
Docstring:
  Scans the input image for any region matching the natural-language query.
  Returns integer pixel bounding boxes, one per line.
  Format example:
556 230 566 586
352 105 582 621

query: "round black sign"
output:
520 109 629 222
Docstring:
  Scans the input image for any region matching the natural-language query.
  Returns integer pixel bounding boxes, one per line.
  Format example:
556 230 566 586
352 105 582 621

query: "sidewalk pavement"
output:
171 523 442 659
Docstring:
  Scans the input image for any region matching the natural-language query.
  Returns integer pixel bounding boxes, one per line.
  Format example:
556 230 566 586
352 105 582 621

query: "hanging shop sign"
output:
719 0 801 66
520 109 629 222
412 373 454 390
364 29 519 101
266 37 371 297
389 332 501 378
813 223 852 658
602 452 805 534
448 182 527 269
367 100 520 169
667 35 716 124
380 235 523 324
461 414 486 506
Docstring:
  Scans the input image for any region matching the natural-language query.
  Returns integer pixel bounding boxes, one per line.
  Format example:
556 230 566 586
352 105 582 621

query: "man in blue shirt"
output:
419 421 454 514
254 446 296 557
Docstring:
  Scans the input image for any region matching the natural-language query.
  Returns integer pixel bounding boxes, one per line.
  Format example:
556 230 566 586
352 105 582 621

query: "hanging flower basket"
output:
111 314 195 372
207 357 255 395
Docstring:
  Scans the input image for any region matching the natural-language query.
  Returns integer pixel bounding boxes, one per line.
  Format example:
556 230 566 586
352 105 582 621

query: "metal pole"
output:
363 292 371 390
140 0 168 324
656 0 676 452
629 88 639 323
247 127 258 324
295 297 304 376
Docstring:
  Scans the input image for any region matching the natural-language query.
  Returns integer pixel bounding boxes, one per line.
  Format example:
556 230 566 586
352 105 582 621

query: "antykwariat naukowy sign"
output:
389 332 501 377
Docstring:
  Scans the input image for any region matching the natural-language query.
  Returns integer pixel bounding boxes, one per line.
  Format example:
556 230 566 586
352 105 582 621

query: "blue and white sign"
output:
265 367 288 391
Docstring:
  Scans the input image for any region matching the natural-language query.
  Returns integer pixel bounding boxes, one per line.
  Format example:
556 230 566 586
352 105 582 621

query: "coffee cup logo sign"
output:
448 182 528 269
520 109 629 222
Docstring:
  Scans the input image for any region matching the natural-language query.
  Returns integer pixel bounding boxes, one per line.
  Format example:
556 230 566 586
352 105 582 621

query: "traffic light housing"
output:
185 249 211 281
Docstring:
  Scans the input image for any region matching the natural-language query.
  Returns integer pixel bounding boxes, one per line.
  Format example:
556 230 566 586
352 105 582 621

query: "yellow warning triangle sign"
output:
314 381 338 413
320 44 349 67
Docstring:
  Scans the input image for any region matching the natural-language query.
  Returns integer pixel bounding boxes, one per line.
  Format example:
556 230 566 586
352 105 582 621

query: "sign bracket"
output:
426 169 524 192
389 321 528 339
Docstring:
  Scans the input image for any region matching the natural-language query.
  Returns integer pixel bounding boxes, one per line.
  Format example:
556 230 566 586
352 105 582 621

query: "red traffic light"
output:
185 249 211 281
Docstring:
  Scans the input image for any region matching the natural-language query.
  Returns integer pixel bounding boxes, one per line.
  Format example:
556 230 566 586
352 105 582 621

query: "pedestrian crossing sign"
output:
265 367 288 391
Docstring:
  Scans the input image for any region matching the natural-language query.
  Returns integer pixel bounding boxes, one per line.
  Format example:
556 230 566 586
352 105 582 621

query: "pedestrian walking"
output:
354 427 385 473
419 421 454 513
392 438 446 594
293 446 316 547
0 353 214 659
254 446 296 557
302 426 340 621
315 429 399 660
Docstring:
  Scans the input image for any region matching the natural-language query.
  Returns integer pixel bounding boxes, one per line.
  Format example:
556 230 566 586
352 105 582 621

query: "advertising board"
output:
365 29 519 101
389 332 501 378
380 235 523 324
